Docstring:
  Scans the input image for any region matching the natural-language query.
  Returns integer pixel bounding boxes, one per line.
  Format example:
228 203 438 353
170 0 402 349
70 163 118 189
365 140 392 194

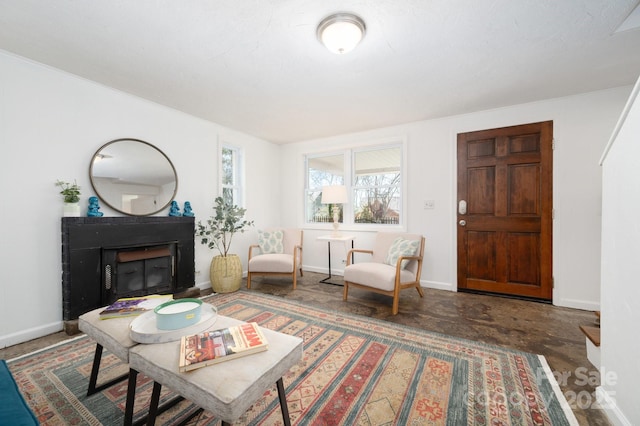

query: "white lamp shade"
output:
321 185 348 204
317 13 366 54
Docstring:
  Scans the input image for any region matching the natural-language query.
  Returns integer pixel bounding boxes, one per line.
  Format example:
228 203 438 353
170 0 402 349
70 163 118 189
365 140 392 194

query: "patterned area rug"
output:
7 292 577 425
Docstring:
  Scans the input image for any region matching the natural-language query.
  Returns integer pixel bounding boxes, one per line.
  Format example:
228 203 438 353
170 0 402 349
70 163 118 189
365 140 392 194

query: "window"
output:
305 143 403 227
352 146 401 224
220 145 244 206
305 153 344 223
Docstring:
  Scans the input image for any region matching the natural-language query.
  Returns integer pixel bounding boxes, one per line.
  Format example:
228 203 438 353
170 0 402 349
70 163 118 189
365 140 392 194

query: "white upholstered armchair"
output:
247 229 303 289
343 232 425 315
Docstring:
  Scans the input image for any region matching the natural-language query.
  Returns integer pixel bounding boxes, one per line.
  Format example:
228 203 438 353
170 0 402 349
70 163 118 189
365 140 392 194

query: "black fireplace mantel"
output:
61 216 195 321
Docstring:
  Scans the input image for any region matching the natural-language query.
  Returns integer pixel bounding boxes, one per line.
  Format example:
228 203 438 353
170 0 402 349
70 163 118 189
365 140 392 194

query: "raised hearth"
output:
61 217 195 321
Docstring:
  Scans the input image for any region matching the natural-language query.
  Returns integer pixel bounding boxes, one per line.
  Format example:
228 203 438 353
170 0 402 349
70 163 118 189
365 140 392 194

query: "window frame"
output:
304 151 346 225
351 145 403 227
219 143 245 207
303 138 406 231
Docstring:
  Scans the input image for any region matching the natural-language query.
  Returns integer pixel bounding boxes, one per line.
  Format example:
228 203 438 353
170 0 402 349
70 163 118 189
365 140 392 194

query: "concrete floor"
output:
1 271 609 425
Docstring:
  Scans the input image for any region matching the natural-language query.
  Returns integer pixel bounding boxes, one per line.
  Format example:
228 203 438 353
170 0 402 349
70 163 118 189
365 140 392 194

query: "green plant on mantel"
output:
55 180 81 203
196 196 254 257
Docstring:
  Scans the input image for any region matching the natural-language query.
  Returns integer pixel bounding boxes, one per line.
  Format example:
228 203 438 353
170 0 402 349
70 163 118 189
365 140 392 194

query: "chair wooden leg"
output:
416 285 424 297
392 282 402 315
247 272 252 289
292 271 297 290
392 296 399 315
343 282 349 301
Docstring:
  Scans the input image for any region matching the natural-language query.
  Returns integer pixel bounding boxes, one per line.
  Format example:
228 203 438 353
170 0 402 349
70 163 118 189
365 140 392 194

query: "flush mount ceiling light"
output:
317 13 366 54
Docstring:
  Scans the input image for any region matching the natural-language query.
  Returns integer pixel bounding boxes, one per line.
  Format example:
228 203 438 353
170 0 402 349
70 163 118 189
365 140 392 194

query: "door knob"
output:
459 220 466 226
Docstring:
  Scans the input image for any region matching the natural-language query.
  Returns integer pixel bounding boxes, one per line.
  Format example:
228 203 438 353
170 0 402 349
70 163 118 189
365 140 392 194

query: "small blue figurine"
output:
87 196 104 217
168 200 181 216
183 201 194 217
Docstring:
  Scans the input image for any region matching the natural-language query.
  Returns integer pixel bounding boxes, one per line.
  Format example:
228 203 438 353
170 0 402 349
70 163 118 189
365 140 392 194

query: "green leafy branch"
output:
196 196 254 257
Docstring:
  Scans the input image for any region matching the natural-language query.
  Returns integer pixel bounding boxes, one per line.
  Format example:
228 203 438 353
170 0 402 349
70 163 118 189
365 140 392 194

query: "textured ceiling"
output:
1 0 639 144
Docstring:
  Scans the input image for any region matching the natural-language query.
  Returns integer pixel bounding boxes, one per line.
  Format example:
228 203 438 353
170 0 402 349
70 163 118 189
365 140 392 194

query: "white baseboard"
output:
302 265 324 274
421 280 455 292
1 321 63 349
195 281 212 291
553 296 600 312
303 265 344 276
596 386 632 426
196 270 251 292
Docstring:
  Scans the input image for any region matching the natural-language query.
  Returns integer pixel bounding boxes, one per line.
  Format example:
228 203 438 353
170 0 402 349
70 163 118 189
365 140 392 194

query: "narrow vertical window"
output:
221 145 243 206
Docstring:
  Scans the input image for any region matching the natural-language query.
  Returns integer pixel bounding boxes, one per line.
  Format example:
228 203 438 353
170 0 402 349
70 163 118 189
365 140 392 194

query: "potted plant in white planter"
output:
196 196 254 293
55 180 81 217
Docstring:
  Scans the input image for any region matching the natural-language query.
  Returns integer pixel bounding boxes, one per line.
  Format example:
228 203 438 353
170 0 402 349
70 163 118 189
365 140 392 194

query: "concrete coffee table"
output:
129 315 303 426
80 307 303 426
78 308 138 396
79 307 168 425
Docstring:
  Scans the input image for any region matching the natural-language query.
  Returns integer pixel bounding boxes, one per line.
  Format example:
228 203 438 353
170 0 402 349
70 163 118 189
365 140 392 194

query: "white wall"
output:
281 86 631 310
0 51 281 347
0 46 632 350
598 77 640 425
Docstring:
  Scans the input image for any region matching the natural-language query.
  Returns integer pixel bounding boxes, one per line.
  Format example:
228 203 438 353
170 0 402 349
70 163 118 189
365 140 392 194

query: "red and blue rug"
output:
7 291 577 425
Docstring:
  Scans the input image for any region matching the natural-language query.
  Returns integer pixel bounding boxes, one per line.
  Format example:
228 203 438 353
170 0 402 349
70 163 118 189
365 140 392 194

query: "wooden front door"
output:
457 121 553 300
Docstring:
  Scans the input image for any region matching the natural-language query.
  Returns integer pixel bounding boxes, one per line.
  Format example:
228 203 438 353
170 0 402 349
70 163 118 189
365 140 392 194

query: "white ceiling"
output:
1 0 639 144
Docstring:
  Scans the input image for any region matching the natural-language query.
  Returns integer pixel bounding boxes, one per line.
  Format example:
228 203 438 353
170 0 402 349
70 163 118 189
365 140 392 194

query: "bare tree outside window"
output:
353 147 401 224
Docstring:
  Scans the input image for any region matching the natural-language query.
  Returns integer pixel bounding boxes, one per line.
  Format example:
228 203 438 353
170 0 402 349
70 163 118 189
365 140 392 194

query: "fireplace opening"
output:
103 243 176 304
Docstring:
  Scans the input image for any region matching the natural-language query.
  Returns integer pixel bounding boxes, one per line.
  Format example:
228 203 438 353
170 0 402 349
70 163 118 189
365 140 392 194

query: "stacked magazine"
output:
179 322 268 372
99 294 173 319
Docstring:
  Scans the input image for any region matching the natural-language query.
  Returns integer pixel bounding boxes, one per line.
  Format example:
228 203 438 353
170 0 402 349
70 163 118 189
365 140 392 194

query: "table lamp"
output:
321 185 348 236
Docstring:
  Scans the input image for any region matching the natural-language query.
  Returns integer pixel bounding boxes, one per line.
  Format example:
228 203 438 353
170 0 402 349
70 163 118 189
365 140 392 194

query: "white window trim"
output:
218 140 245 207
304 150 347 232
303 137 407 232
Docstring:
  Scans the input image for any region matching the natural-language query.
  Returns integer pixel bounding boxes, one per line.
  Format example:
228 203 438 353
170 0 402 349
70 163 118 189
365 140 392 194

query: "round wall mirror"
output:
89 138 178 216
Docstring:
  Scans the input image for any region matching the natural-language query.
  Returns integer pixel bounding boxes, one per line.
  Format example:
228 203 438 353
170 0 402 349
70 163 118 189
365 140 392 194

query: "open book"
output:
179 322 268 372
99 294 172 319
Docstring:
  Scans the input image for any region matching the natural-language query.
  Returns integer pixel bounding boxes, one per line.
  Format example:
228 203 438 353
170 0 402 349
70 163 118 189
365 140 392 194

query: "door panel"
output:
509 164 540 215
457 121 552 300
507 232 540 285
468 167 495 214
466 231 496 281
